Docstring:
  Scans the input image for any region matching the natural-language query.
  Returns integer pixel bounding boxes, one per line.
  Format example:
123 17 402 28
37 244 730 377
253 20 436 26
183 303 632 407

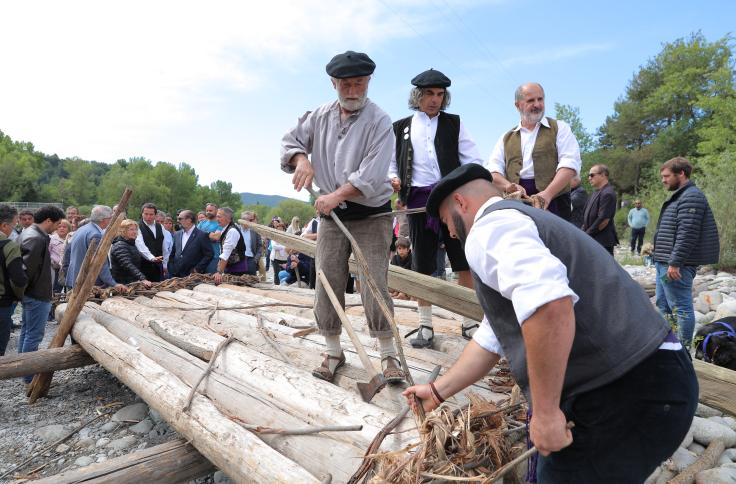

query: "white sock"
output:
462 317 479 337
418 306 433 339
324 335 343 373
378 337 397 359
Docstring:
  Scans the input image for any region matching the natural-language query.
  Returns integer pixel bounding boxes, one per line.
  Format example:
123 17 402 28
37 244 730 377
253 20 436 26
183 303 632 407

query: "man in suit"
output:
168 210 213 277
582 164 619 255
236 211 262 276
65 205 126 291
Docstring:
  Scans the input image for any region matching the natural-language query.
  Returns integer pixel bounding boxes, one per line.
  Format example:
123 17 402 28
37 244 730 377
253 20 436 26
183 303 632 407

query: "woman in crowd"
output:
110 219 152 286
270 220 289 285
286 216 302 235
49 219 71 294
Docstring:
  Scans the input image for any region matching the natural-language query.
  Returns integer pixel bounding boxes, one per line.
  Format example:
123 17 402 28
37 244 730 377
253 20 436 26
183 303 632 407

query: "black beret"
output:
326 51 376 78
411 68 451 88
426 164 493 217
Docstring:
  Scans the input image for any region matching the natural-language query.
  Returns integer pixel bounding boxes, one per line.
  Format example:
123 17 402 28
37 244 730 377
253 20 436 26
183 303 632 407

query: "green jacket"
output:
0 232 28 305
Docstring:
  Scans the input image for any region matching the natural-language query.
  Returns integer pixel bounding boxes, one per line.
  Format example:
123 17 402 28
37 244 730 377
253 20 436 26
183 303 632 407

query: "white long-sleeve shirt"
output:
486 117 581 180
135 222 171 266
389 111 483 186
219 225 242 262
466 197 579 356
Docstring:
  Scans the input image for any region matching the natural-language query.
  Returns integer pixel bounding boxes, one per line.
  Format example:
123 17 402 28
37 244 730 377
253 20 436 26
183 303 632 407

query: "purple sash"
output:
407 185 440 234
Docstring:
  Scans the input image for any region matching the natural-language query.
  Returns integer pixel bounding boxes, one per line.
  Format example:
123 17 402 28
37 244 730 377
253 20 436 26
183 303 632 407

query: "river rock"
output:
111 402 149 423
694 299 711 315
74 456 93 467
709 416 730 427
714 300 736 320
724 449 736 460
718 453 733 465
108 435 136 451
723 417 736 431
35 424 68 443
78 437 95 448
148 408 163 424
668 447 698 472
687 442 706 455
696 403 723 418
95 437 110 448
55 443 70 453
129 419 153 435
691 417 736 447
695 466 736 483
100 421 118 433
699 291 723 311
681 427 694 448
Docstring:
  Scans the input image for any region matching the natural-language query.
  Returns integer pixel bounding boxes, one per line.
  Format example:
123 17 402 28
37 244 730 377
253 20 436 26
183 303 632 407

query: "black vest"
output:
470 200 669 404
393 112 461 203
220 223 245 265
139 221 163 257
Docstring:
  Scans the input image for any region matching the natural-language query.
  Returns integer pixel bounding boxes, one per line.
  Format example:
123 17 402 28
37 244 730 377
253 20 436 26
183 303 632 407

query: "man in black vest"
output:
135 202 165 282
390 69 484 348
403 164 697 483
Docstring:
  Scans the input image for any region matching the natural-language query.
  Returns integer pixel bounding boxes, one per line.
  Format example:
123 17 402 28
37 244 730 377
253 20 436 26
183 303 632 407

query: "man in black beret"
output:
281 51 406 384
403 163 698 483
389 68 484 348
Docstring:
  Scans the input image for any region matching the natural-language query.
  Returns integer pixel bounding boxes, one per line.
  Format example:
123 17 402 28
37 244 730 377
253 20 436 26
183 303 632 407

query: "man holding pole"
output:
281 50 404 384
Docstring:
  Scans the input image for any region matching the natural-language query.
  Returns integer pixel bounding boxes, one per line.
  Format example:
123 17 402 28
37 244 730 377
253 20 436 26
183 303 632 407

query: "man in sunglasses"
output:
581 164 619 255
168 210 213 277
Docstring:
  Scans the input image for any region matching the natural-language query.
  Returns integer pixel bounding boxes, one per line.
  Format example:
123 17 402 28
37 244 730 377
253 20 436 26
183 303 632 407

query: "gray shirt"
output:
280 99 395 207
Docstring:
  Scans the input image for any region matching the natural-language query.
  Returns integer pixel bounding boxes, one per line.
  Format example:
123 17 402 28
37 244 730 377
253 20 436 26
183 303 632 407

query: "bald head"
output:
439 178 501 244
515 82 546 128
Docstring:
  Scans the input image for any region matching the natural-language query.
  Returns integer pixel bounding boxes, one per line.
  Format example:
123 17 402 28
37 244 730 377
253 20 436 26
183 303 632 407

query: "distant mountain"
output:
240 192 296 207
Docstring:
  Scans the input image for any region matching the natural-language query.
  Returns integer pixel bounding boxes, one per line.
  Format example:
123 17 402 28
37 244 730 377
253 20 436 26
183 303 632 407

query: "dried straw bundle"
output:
369 394 528 483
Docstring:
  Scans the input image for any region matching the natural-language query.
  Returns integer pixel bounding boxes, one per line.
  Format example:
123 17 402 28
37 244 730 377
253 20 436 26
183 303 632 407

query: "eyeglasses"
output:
587 173 598 178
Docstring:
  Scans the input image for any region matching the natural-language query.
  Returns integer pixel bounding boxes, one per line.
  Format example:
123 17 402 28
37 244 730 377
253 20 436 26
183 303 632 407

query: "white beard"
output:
520 108 544 126
338 93 367 112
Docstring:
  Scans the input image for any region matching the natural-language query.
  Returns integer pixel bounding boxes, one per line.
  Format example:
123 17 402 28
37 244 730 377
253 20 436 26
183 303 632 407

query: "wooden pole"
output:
28 187 133 403
33 439 214 484
307 187 415 386
0 345 94 380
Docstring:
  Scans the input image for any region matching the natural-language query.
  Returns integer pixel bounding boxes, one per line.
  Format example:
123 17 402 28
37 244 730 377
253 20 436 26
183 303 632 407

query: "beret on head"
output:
411 68 451 88
326 51 376 78
426 164 493 217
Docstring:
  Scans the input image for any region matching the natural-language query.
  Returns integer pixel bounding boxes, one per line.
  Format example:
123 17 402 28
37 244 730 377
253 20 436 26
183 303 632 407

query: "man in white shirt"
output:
403 164 697 483
486 82 581 221
390 69 484 348
135 203 168 282
213 207 247 284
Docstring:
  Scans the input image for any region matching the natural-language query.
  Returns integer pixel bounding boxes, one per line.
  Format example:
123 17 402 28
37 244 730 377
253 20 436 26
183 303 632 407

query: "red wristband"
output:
429 382 445 404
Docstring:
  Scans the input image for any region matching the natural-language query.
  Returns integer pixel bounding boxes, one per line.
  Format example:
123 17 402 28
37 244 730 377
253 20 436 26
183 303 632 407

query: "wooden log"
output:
248 222 483 320
667 439 725 484
0 345 95 380
65 309 319 483
29 188 133 403
692 359 736 416
75 303 377 482
33 438 213 484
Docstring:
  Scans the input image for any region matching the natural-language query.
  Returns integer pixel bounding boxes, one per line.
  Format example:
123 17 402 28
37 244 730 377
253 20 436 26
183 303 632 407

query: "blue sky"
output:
1 0 733 202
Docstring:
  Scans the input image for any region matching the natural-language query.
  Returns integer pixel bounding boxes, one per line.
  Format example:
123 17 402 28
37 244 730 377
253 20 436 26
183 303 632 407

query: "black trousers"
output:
140 259 162 282
630 227 646 254
537 348 697 483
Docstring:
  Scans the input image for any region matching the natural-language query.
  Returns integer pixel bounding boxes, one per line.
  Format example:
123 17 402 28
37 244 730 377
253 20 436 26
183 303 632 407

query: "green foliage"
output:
0 130 242 217
264 200 315 228
554 103 595 153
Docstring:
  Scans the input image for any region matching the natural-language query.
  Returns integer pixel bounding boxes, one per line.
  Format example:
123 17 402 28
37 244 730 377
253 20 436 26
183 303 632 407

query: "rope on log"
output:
182 334 235 412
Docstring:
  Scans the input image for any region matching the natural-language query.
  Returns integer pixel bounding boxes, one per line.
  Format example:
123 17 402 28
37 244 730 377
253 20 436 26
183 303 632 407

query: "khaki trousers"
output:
314 216 393 338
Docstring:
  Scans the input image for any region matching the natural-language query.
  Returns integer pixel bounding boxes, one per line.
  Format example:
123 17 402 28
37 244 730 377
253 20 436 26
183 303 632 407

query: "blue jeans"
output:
18 296 52 383
0 305 15 356
278 270 294 284
655 262 696 347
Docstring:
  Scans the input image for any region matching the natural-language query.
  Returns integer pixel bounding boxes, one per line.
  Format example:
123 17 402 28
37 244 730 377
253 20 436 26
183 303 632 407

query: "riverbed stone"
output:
695 466 736 483
35 424 68 443
111 403 149 423
691 417 736 447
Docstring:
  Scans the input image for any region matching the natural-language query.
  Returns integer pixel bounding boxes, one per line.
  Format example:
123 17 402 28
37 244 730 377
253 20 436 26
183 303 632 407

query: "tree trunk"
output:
33 439 213 484
66 309 319 483
0 345 94 380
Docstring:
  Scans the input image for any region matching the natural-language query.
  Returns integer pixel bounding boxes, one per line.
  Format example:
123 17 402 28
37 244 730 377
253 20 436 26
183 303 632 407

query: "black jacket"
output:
570 185 588 229
653 181 719 267
19 225 53 301
110 236 147 284
168 227 213 277
582 183 619 249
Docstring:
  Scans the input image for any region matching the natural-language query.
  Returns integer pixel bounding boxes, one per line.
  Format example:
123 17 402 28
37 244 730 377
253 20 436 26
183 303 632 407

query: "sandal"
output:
311 351 346 383
404 325 434 349
381 356 406 384
462 323 480 340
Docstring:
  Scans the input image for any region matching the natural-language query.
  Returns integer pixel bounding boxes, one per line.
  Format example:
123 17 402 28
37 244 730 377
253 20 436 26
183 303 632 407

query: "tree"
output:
554 103 595 153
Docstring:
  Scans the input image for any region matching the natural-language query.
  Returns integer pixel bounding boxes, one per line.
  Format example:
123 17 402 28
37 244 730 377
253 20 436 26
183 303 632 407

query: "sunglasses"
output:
587 173 598 178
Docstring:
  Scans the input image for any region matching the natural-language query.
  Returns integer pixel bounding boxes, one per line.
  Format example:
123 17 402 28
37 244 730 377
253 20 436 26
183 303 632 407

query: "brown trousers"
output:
314 216 393 338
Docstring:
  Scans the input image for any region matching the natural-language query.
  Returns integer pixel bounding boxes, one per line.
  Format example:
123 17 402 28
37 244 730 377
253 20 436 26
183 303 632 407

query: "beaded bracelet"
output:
429 382 445 404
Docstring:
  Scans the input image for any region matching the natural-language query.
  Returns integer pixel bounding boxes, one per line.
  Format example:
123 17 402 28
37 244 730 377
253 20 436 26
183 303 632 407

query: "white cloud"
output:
500 43 614 68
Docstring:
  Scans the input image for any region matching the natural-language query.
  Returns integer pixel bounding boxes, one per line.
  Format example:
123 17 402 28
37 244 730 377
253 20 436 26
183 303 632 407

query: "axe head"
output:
357 374 387 402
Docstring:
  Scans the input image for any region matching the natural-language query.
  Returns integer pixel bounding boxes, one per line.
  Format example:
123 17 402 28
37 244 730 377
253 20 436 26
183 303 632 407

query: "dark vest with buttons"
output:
393 112 461 203
139 221 163 257
470 199 668 404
